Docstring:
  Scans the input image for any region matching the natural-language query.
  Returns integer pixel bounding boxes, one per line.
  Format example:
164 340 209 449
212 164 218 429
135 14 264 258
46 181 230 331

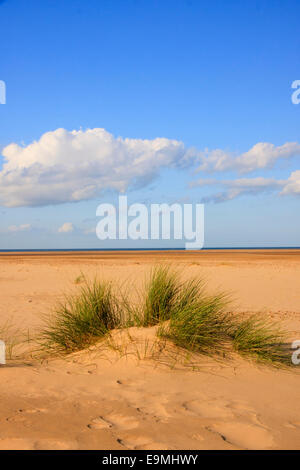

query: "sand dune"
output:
0 250 299 450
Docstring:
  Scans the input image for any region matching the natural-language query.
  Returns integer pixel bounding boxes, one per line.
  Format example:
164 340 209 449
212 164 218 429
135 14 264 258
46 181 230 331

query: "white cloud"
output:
0 128 194 207
58 222 74 233
193 177 286 203
197 142 300 174
7 223 32 232
1 128 298 208
281 170 300 196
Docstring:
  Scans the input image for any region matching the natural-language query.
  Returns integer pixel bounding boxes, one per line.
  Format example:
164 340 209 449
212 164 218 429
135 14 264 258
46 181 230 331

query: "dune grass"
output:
35 266 292 366
158 292 232 355
230 314 290 365
0 320 30 360
145 267 232 356
152 270 291 365
141 265 181 326
39 277 121 354
74 274 85 285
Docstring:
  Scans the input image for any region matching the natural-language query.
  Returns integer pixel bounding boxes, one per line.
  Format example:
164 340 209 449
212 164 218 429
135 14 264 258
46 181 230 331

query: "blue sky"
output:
0 0 299 249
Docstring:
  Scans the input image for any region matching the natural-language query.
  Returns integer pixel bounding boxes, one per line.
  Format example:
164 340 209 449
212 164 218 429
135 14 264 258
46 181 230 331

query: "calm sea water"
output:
0 247 299 253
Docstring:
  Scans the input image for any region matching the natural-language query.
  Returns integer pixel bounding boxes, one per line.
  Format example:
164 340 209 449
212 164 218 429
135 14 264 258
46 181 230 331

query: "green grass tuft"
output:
74 274 85 285
39 278 121 354
158 292 231 355
142 265 181 326
36 266 293 367
176 277 206 310
230 314 290 365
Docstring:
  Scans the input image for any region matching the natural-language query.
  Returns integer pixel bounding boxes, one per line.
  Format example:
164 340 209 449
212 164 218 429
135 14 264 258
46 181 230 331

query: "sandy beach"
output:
0 249 300 450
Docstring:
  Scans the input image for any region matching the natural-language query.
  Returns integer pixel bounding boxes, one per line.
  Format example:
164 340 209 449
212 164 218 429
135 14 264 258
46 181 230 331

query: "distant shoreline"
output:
0 248 300 260
0 247 300 254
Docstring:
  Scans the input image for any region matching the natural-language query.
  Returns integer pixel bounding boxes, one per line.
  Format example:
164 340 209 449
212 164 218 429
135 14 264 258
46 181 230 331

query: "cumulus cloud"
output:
1 128 299 208
58 222 74 233
281 170 300 196
0 128 194 207
197 142 300 174
7 223 32 232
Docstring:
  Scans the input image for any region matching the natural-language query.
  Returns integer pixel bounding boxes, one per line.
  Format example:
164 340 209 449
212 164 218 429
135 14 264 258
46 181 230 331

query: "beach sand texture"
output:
0 249 299 450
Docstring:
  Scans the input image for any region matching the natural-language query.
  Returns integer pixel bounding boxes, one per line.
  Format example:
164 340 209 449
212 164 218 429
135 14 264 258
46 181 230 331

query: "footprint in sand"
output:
210 422 274 450
183 399 235 419
228 402 263 425
5 408 47 427
5 415 32 428
104 413 140 430
182 398 262 427
87 416 112 430
88 413 140 431
285 421 300 429
6 415 27 423
118 436 168 450
191 433 205 441
34 439 78 450
19 408 47 414
136 395 172 422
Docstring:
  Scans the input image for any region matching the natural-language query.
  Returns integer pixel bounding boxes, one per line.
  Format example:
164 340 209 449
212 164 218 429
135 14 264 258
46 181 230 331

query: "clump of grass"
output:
39 278 121 354
0 320 29 360
74 274 84 285
141 265 181 326
158 292 231 355
176 278 206 310
36 266 293 367
155 269 291 366
230 314 290 365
